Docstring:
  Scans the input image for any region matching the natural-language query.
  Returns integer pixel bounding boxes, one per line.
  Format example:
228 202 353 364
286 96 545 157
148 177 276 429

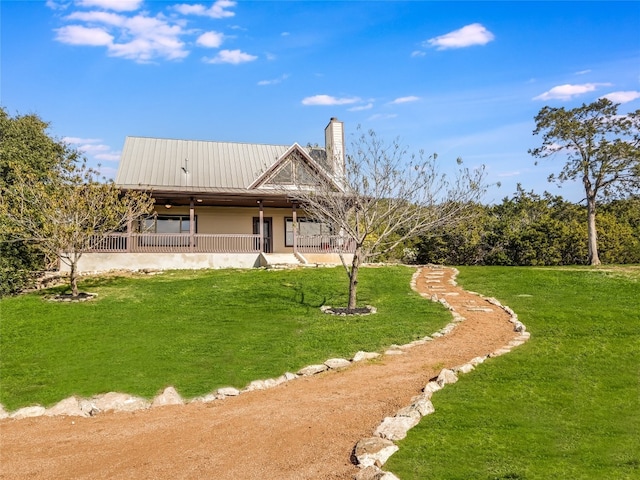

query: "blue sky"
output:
2 0 639 203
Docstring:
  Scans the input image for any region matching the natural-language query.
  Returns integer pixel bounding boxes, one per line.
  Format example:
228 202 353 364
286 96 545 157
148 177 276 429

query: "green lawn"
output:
386 266 640 480
0 266 450 411
4 265 638 478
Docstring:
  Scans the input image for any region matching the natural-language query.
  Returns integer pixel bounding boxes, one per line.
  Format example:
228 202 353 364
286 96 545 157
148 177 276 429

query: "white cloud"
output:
575 69 592 75
57 11 189 62
208 0 236 18
67 11 125 25
348 103 374 111
52 0 245 63
301 95 361 106
411 50 426 58
95 165 119 178
63 136 102 144
63 137 121 162
114 15 188 61
497 171 521 178
368 113 398 121
196 31 224 48
79 143 111 153
600 91 640 104
174 0 236 19
533 83 612 101
95 152 121 162
205 49 257 64
257 74 289 86
46 1 71 10
76 0 143 11
55 25 113 45
426 23 495 50
390 96 419 104
173 4 203 15
541 142 564 154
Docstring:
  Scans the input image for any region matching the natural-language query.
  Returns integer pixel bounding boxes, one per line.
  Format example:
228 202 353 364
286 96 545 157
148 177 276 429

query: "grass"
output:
386 266 640 480
0 265 450 411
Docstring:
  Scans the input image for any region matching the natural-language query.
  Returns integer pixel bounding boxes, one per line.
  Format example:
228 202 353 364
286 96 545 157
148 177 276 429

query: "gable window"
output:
285 217 332 246
141 215 196 234
266 152 321 187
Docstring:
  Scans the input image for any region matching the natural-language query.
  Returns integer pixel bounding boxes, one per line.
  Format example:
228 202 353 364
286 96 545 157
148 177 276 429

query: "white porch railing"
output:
88 233 261 254
295 235 356 253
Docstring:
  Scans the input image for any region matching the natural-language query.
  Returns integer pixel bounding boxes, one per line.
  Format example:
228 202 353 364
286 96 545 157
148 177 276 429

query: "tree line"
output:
407 187 640 266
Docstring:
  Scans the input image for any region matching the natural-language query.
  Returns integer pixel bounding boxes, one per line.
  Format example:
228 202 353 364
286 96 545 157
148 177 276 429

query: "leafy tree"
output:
0 240 44 297
0 108 78 295
415 187 592 266
414 202 489 265
0 108 76 187
597 197 640 264
492 188 587 265
414 188 639 266
530 98 640 265
288 128 487 311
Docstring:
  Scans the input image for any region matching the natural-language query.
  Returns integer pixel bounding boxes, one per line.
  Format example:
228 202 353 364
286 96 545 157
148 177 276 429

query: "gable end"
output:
249 143 343 192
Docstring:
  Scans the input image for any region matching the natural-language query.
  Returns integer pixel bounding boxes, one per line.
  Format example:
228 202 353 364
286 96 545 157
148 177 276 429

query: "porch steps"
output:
260 253 303 269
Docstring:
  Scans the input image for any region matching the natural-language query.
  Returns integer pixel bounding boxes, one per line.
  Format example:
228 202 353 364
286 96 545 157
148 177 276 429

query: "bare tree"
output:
530 98 640 265
289 128 488 311
1 161 154 297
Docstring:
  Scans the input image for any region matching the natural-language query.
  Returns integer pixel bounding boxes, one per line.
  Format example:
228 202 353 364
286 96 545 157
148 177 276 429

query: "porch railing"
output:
87 233 356 254
88 233 261 254
295 235 356 253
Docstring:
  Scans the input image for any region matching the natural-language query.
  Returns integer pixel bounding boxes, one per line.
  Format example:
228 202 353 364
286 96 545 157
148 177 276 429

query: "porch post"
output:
259 200 264 253
126 218 132 253
189 197 195 252
292 203 297 255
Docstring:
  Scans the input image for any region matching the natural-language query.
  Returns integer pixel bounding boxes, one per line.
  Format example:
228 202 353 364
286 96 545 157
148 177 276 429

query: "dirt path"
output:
0 267 519 480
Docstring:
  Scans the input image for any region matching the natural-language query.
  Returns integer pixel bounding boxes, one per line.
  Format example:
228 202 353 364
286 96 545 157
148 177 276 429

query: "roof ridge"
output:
125 135 293 148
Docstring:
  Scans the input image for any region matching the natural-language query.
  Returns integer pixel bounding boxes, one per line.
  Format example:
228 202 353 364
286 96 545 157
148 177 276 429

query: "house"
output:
70 118 355 273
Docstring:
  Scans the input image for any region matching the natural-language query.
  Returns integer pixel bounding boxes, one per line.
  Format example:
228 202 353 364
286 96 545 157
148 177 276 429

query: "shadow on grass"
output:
79 275 133 289
34 275 129 298
290 284 328 308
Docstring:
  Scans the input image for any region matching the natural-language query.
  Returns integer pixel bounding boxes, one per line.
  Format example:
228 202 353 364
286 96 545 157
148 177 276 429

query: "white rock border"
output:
321 305 378 316
352 265 530 479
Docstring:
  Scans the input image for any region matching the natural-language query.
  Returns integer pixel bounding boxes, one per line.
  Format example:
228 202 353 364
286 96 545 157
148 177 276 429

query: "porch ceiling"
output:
148 190 296 208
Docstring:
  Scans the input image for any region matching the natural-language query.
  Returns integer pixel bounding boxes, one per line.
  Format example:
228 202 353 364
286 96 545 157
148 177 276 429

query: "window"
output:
141 215 196 234
285 217 332 246
266 152 321 187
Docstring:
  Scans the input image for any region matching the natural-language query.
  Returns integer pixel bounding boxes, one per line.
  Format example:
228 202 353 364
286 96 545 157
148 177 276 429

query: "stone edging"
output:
0 297 394 419
350 266 530 480
0 265 530 480
321 305 378 316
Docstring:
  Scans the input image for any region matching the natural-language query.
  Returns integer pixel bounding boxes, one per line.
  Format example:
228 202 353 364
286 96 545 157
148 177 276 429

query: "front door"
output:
253 217 272 253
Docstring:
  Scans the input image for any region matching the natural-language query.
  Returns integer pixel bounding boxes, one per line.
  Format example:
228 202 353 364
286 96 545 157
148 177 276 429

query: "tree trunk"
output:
347 246 363 311
70 261 79 297
586 195 601 265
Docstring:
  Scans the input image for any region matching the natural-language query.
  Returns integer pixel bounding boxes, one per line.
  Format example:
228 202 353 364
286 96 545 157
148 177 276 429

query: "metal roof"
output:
115 136 292 192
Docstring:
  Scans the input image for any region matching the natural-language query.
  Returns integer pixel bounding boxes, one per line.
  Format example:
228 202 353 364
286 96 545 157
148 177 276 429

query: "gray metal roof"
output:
115 136 293 192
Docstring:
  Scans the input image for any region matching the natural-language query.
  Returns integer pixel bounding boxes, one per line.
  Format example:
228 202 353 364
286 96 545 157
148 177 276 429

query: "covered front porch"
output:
70 192 355 273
